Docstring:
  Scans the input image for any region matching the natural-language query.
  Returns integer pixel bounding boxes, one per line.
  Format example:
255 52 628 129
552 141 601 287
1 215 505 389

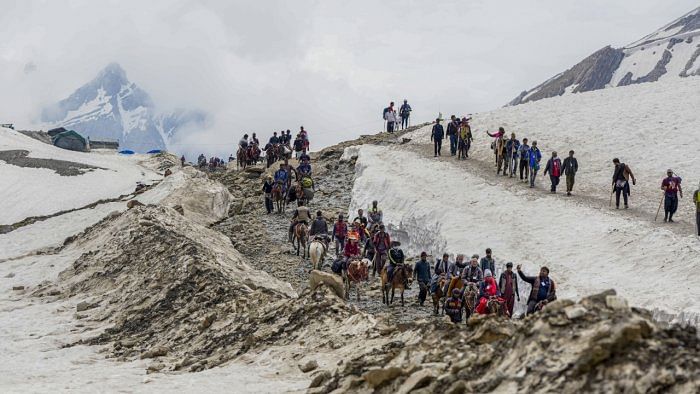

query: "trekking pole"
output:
654 192 664 221
608 188 614 207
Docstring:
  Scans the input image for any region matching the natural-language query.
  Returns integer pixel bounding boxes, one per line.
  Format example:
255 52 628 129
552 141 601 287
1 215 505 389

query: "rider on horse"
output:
297 159 312 177
342 231 361 270
288 202 311 243
251 133 260 146
309 210 328 237
274 163 289 194
352 209 368 241
372 224 391 277
387 241 408 288
239 134 249 151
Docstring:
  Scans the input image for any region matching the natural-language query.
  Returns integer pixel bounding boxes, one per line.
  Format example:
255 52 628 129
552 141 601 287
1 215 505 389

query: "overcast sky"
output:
0 0 697 154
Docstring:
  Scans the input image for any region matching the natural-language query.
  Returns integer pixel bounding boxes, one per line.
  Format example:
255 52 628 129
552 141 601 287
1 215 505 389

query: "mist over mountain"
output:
41 63 208 152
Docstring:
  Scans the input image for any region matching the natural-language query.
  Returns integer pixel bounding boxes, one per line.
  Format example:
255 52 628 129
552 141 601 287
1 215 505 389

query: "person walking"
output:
528 141 542 188
544 151 562 194
661 169 683 223
431 118 444 157
611 158 636 209
505 133 520 177
332 214 348 255
457 117 472 159
414 252 431 306
383 102 397 132
694 182 700 236
399 99 412 130
518 138 530 182
446 115 459 156
562 150 578 196
498 262 519 318
262 176 274 214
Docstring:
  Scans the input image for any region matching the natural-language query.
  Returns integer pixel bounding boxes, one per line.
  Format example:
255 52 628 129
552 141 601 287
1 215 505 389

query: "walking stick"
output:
609 188 614 207
654 193 664 221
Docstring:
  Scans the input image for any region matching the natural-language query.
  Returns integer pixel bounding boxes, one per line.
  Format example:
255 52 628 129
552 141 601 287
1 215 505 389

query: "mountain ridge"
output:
41 63 207 152
509 6 700 106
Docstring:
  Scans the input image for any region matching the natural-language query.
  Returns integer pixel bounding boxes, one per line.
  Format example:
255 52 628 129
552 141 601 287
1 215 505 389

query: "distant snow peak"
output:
509 6 700 106
42 63 207 152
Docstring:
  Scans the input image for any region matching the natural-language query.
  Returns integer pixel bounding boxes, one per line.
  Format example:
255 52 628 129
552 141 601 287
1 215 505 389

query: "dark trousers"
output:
401 116 409 129
264 195 273 213
566 174 575 192
664 195 678 219
526 300 540 315
550 175 560 192
417 281 428 304
519 159 529 180
504 293 515 317
387 121 395 133
434 139 442 156
449 134 458 155
696 212 700 235
615 182 630 207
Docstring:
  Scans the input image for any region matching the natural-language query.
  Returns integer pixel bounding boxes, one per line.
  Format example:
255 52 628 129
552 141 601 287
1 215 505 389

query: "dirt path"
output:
212 125 442 324
404 142 695 236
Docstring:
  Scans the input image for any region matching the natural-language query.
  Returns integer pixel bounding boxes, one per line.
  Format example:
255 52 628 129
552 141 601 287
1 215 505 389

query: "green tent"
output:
52 130 88 152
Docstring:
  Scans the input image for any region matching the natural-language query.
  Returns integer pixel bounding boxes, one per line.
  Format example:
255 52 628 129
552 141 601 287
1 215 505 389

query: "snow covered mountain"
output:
41 63 207 152
509 6 700 105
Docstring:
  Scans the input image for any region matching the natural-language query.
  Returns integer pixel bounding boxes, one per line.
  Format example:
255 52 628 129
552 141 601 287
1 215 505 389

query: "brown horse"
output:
272 183 285 213
462 282 480 320
293 222 308 258
237 147 247 170
432 275 447 315
343 258 370 301
380 264 413 306
294 183 307 207
486 296 506 317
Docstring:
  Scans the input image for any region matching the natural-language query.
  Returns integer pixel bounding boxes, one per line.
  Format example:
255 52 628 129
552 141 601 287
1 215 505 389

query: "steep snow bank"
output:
347 144 700 323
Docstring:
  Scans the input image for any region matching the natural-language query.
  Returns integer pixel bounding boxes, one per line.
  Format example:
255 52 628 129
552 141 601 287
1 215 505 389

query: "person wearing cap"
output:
414 252 431 306
342 230 361 270
462 255 483 285
562 150 578 196
611 158 636 209
387 240 406 286
517 264 556 315
544 151 562 194
262 175 274 214
661 169 683 222
444 288 464 323
431 118 444 157
480 248 495 276
372 224 391 277
332 214 348 255
499 262 520 318
309 211 328 237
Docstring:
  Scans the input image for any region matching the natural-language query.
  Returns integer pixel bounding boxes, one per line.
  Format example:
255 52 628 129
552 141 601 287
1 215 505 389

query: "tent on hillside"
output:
119 149 135 155
47 127 68 137
146 149 163 154
52 130 88 152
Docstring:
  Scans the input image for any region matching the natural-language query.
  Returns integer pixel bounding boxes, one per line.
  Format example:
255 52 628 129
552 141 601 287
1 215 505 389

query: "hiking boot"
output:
669 218 674 223
624 205 629 209
566 192 571 196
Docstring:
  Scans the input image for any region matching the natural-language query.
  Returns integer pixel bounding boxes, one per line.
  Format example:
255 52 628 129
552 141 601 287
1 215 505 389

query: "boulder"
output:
127 200 145 209
363 366 405 388
141 346 168 359
76 301 92 312
309 270 345 299
605 295 629 311
565 305 588 320
299 359 319 373
397 369 435 394
309 370 331 388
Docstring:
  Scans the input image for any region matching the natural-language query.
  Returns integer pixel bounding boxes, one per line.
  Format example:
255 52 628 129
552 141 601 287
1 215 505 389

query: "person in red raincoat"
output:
475 269 502 314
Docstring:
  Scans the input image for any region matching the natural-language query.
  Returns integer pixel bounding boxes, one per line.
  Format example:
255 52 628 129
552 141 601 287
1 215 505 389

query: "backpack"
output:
334 222 347 238
382 107 389 118
331 259 343 274
294 139 303 150
301 176 313 188
552 159 561 177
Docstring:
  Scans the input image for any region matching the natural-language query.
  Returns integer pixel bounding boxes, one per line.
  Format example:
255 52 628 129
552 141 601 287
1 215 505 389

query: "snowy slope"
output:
510 6 700 105
0 127 160 224
41 63 208 152
348 77 700 324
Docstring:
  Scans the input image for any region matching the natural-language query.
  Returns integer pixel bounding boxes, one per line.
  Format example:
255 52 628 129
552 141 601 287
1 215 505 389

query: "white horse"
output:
309 237 328 270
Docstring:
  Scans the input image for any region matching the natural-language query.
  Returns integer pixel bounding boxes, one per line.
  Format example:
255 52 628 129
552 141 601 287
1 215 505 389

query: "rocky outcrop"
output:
617 49 673 86
316 290 700 393
509 46 624 105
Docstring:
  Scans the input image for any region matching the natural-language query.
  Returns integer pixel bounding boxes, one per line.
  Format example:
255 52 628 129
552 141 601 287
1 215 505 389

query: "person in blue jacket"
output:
431 119 444 157
528 140 542 188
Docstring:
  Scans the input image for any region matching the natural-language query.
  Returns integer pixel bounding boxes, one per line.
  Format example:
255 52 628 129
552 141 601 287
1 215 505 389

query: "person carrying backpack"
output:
431 119 444 157
544 151 562 194
562 150 578 196
611 158 636 209
528 141 542 188
399 99 412 130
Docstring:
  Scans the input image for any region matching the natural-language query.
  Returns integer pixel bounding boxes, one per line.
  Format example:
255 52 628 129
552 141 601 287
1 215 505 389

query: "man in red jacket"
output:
544 151 562 194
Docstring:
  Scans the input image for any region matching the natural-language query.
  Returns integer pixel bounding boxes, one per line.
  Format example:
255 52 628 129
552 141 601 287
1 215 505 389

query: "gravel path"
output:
0 149 104 176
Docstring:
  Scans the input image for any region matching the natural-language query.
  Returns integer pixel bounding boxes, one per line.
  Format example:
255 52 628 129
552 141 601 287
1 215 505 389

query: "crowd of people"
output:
237 127 311 168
